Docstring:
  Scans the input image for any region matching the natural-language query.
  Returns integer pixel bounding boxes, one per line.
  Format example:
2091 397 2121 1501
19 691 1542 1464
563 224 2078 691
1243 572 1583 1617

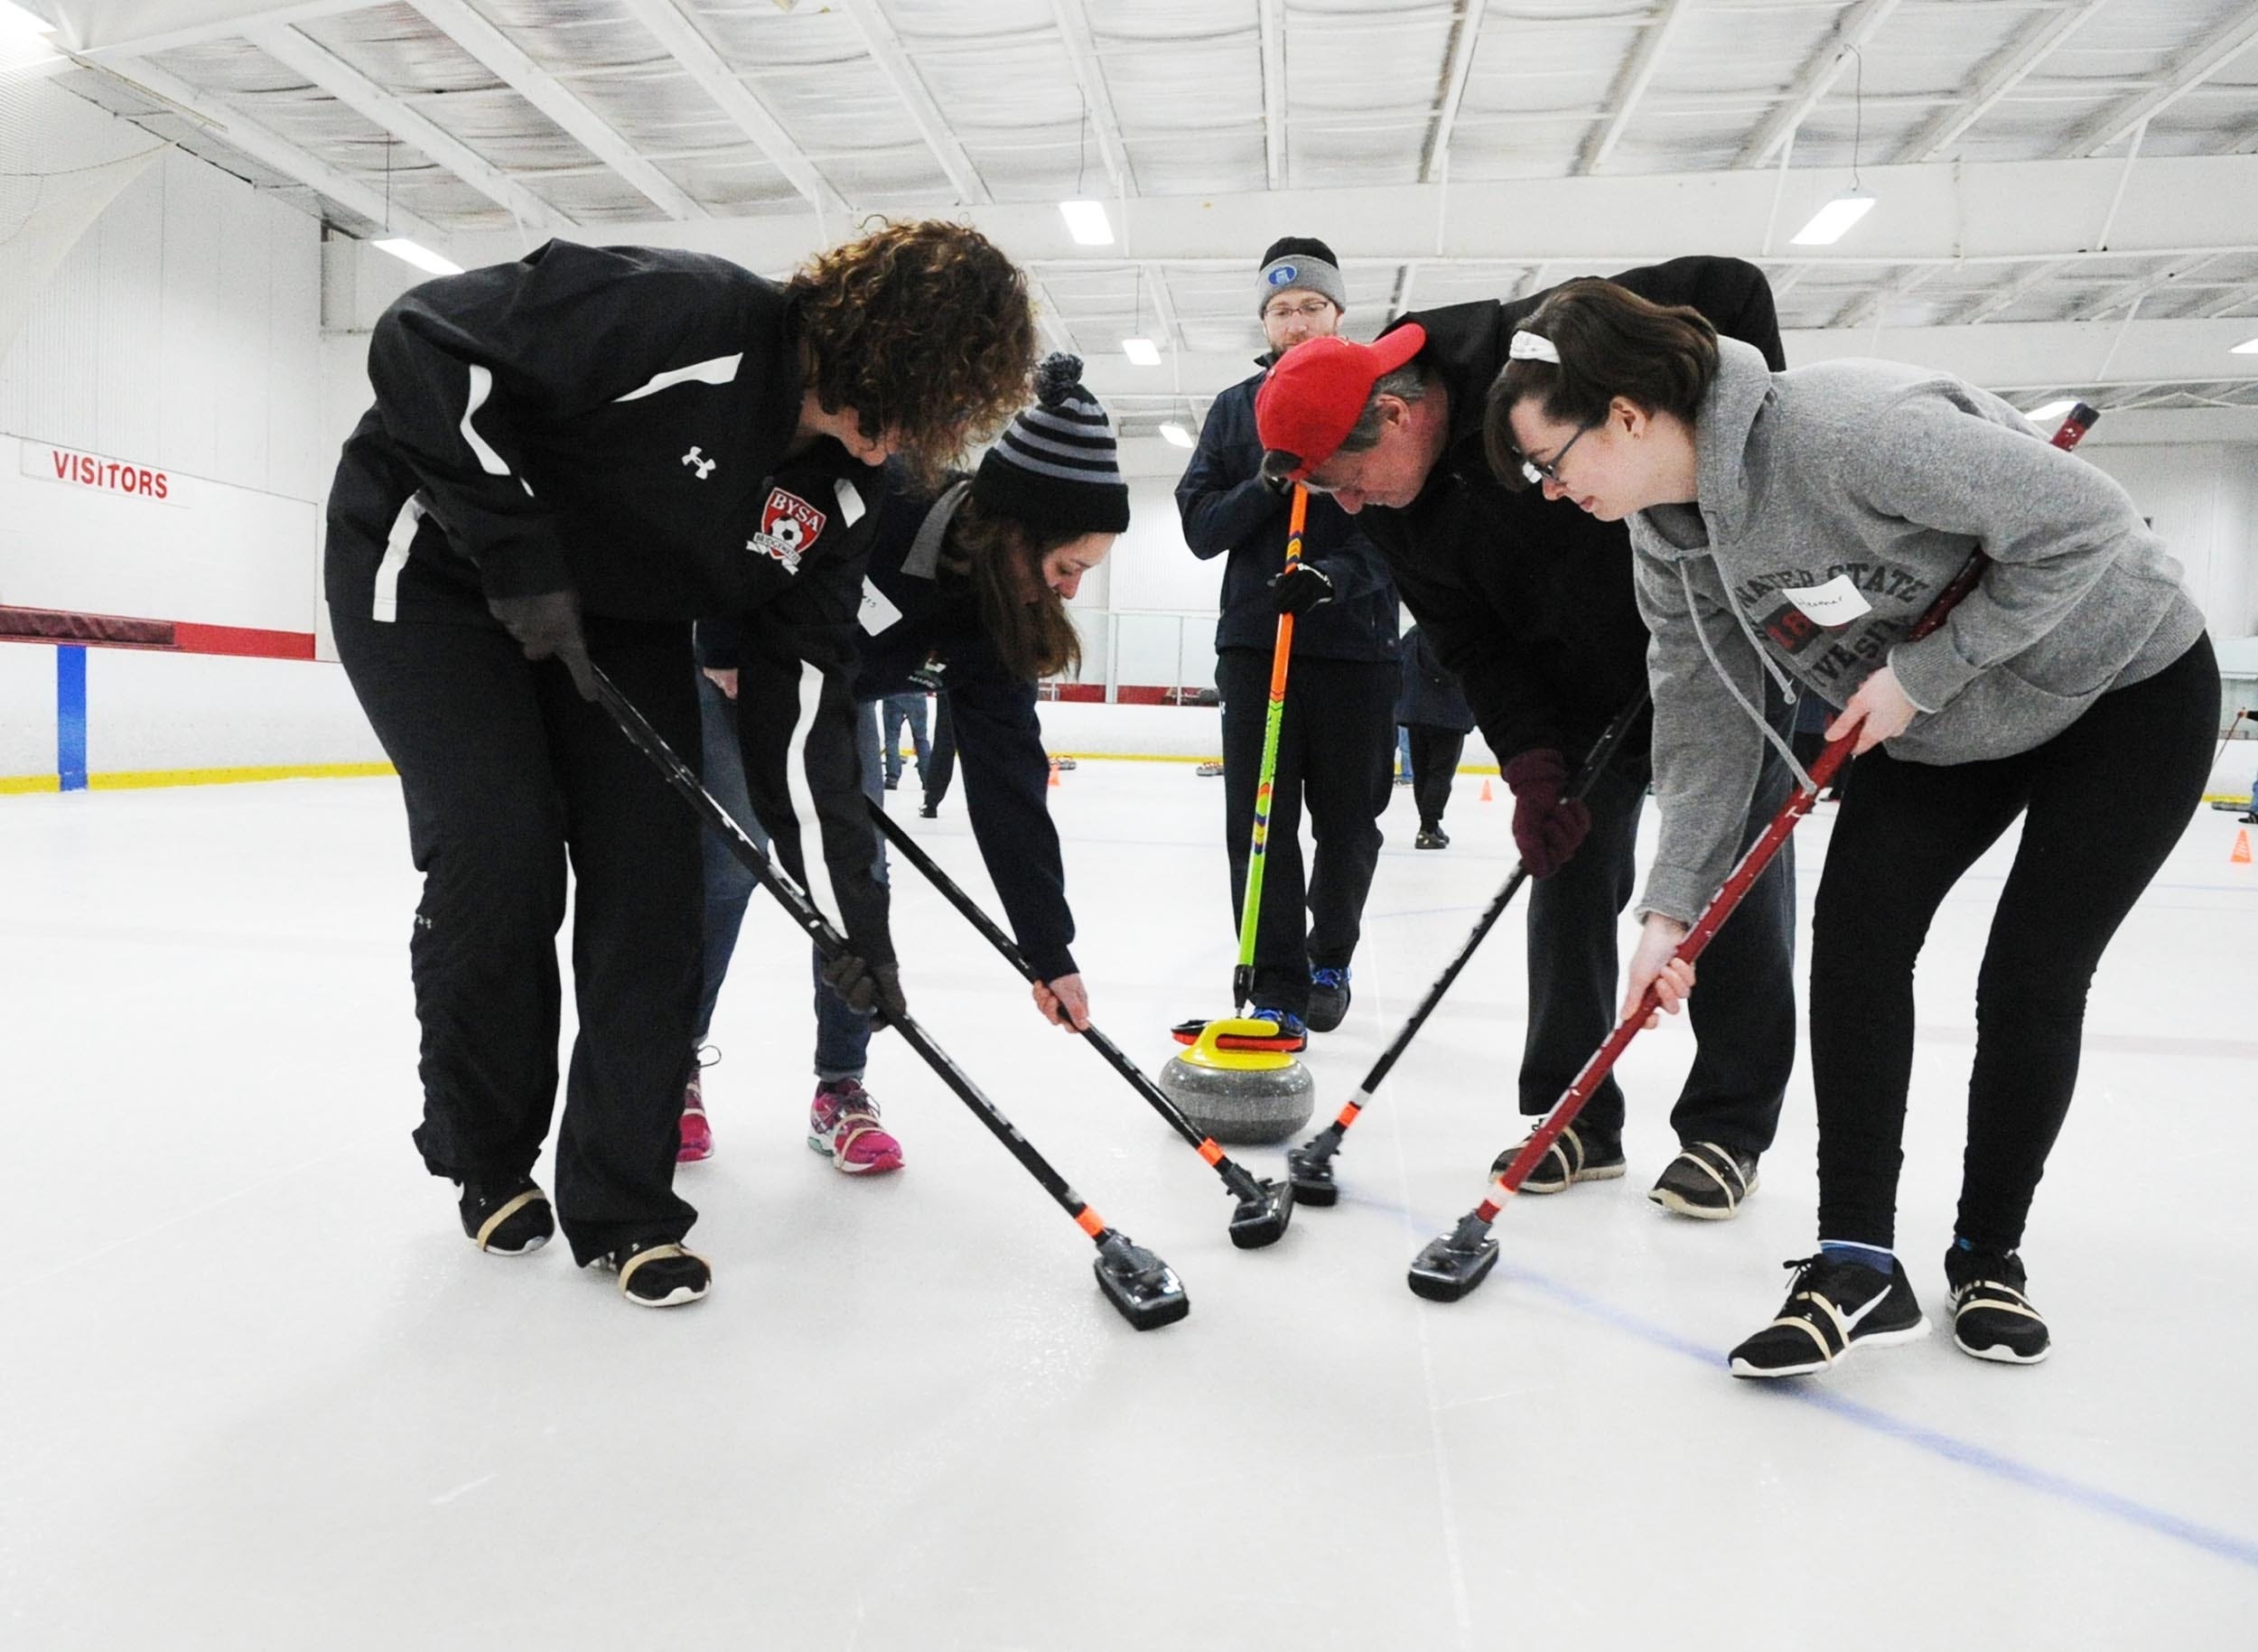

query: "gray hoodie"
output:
1628 337 2206 926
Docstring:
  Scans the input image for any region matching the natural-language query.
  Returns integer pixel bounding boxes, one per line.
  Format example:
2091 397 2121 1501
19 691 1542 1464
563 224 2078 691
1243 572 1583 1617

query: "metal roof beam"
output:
1421 0 1488 182
1050 0 1134 194
1578 0 1693 175
835 0 987 205
612 0 841 212
1896 0 2108 162
1958 256 2074 324
90 52 446 242
407 0 703 220
243 21 567 229
1258 0 1285 189
56 0 369 60
1734 0 1902 169
2068 2 2258 156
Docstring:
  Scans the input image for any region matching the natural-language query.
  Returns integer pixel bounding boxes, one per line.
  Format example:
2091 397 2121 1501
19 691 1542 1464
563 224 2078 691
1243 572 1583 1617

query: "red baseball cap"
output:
1254 323 1428 480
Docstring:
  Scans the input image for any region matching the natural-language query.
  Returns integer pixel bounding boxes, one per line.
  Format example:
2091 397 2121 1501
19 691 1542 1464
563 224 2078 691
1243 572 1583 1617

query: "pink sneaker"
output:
677 1060 714 1164
808 1078 902 1175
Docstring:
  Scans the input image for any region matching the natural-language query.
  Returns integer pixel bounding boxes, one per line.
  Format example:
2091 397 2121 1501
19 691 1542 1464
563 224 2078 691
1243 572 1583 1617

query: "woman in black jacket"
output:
324 221 1036 1306
695 357 1125 1172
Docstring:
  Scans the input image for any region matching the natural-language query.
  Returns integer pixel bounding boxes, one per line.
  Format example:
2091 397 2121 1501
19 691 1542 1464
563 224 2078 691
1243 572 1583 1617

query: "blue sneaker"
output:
1248 1006 1309 1050
1307 966 1351 1033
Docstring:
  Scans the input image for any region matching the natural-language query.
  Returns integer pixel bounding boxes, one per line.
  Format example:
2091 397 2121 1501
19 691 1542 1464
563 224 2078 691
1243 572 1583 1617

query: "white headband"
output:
1508 330 1561 364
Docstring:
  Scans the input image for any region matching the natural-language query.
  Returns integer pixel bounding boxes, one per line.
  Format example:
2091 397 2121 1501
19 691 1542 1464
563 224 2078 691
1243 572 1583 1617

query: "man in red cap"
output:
1255 257 1798 1221
1175 237 1401 1046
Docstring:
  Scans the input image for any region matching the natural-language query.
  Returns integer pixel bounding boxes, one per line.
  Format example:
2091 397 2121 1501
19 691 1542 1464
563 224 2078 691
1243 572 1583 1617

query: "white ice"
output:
2 761 2254 1650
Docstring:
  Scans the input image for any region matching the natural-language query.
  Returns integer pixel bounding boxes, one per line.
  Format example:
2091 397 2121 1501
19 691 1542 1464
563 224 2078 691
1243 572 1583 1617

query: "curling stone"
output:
1157 1018 1316 1145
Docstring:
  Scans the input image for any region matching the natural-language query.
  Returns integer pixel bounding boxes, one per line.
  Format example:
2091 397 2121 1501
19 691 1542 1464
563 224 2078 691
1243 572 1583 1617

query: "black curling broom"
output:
587 664 1190 1330
871 800 1294 1248
1284 690 1652 1208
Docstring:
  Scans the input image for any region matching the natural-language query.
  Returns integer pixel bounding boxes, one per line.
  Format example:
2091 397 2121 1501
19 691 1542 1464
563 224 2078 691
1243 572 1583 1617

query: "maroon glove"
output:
1502 749 1591 878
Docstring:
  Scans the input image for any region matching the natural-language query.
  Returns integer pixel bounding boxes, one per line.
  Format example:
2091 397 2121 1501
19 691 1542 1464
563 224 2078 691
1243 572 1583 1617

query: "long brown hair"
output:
942 491 1084 682
788 219 1037 488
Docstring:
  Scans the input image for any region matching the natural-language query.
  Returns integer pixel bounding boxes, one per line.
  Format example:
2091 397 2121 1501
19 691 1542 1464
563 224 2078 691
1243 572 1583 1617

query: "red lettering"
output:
105 462 121 490
51 450 68 480
153 472 168 500
119 468 138 493
78 457 95 486
136 468 153 494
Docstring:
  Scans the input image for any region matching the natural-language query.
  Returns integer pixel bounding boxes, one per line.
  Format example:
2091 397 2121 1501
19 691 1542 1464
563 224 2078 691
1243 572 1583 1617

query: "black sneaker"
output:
1494 1122 1624 1195
602 1238 712 1308
1414 826 1450 850
459 1179 553 1255
882 776 900 790
1729 1255 1927 1378
1648 1142 1759 1220
1944 1245 2050 1364
919 801 938 818
1306 966 1351 1032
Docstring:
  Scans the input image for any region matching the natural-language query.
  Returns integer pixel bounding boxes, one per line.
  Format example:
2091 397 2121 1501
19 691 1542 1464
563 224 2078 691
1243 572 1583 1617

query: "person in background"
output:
690 355 1125 1171
324 222 1036 1307
881 690 931 792
1490 276 2216 1377
1396 623 1475 849
1175 236 1400 1048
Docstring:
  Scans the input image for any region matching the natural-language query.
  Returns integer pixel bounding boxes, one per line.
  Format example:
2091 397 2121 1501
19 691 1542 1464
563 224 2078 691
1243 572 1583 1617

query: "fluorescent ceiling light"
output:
1789 190 1877 247
375 238 464 277
2025 398 2079 425
0 1 55 38
2231 335 2258 356
1059 200 1114 246
1122 337 1161 367
1158 422 1194 449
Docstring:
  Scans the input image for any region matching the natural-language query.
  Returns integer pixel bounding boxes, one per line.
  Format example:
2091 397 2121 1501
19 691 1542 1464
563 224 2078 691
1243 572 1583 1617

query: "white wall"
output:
2081 441 2258 644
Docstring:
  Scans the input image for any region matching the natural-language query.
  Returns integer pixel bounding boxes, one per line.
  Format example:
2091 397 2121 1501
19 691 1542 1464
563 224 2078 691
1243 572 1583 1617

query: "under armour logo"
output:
681 446 715 480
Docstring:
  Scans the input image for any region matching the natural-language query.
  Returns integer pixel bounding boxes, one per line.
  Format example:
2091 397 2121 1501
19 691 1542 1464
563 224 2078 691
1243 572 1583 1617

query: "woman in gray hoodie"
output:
1485 279 2216 1381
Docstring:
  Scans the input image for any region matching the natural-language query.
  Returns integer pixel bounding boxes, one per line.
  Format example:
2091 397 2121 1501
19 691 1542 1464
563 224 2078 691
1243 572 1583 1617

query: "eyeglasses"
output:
1264 297 1336 322
1518 420 1597 488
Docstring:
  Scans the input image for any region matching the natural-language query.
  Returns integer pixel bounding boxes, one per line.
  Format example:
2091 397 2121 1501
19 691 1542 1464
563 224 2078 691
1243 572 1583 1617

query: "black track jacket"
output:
1358 257 1786 770
323 239 894 959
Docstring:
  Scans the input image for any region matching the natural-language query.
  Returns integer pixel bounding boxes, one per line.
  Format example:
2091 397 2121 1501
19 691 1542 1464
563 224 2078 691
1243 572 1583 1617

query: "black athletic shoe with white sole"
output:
1944 1245 2051 1364
1495 1122 1625 1194
459 1179 554 1255
602 1238 712 1307
1729 1255 1927 1378
1648 1142 1759 1219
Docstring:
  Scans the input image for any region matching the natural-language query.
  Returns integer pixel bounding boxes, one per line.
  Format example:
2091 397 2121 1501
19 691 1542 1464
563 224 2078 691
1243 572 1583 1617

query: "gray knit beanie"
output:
1255 235 1348 315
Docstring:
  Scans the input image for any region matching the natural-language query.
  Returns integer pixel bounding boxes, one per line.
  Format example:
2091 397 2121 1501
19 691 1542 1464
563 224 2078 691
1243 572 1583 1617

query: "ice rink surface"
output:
3 759 2253 1650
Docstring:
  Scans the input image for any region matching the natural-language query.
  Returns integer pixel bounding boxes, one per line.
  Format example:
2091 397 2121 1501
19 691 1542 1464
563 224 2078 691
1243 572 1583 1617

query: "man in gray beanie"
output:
1175 238 1400 1046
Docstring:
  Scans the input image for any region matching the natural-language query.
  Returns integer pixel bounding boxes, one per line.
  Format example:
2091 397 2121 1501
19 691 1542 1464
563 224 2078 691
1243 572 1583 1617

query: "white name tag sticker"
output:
1779 574 1873 628
833 475 866 527
857 575 903 636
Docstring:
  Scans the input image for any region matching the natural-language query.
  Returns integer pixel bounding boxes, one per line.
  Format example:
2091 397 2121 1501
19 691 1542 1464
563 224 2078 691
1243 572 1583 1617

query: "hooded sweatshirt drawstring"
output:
1676 562 1816 796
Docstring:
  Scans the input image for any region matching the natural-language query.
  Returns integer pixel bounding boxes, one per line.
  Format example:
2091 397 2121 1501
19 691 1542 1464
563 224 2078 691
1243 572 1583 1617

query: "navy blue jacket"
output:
1176 363 1399 664
704 478 1079 982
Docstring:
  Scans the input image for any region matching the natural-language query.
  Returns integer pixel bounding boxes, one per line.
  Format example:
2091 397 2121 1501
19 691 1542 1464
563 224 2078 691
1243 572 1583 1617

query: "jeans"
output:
695 673 884 1083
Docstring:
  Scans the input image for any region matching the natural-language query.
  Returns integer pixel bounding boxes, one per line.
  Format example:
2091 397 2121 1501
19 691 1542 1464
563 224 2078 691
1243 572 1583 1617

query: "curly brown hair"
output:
788 220 1038 488
942 491 1084 683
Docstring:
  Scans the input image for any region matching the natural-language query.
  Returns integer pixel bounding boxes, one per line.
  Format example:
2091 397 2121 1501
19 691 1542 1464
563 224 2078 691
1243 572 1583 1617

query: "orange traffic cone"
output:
1048 760 1060 789
1479 777 1494 803
2234 828 2252 865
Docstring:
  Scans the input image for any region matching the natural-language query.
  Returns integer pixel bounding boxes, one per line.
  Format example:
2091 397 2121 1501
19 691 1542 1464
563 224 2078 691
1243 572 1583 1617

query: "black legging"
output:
1405 726 1464 829
922 693 956 809
1808 634 2218 1252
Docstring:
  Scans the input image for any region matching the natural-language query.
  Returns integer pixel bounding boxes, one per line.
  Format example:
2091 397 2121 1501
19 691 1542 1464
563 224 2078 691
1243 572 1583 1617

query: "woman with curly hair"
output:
688 355 1124 1175
324 219 1036 1308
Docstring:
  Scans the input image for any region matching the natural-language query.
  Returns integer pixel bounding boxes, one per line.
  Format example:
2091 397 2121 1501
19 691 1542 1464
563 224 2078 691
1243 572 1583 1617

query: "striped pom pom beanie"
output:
972 352 1131 537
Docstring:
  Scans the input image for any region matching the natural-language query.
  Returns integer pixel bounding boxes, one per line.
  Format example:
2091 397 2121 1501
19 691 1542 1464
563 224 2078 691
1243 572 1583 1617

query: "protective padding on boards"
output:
1159 1025 1316 1145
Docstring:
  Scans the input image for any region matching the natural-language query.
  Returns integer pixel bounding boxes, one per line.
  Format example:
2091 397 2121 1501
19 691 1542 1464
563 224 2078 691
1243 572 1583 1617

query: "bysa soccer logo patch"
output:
747 487 826 574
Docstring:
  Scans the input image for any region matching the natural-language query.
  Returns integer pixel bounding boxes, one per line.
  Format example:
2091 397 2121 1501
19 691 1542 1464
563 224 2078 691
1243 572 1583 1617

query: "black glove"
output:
488 589 597 702
819 951 908 1024
1261 468 1297 499
1267 562 1336 616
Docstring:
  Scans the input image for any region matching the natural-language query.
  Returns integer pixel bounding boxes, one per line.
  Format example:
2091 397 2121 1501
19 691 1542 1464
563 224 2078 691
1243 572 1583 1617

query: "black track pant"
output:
1217 649 1395 1015
331 602 702 1265
1405 726 1465 828
923 694 957 811
1810 634 2218 1252
1522 734 1798 1154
